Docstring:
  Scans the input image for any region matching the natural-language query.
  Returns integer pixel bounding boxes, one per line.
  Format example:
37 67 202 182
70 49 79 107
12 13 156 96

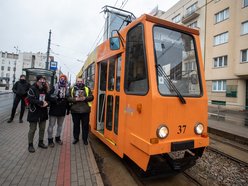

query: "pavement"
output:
0 107 247 186
208 107 248 145
0 113 104 186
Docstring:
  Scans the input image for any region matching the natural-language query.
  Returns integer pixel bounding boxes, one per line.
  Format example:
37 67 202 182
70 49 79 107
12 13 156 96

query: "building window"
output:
186 3 197 16
212 80 226 91
214 32 228 46
244 0 248 7
215 8 229 23
213 56 228 68
188 21 198 28
185 61 196 71
241 49 248 62
1 66 4 70
241 21 248 35
172 14 181 23
7 67 11 71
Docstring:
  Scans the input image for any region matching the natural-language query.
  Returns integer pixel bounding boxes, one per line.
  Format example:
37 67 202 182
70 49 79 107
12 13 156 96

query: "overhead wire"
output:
87 0 130 54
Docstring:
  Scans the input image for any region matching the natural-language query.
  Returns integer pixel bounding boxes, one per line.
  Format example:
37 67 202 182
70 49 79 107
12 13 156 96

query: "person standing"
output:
47 74 70 147
7 75 30 123
69 78 94 145
27 75 49 153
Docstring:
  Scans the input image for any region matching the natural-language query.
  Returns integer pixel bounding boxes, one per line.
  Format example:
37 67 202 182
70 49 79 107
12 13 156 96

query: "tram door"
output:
96 56 121 144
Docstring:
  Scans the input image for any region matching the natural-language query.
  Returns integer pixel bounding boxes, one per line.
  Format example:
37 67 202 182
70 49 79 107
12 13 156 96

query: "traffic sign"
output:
50 61 58 71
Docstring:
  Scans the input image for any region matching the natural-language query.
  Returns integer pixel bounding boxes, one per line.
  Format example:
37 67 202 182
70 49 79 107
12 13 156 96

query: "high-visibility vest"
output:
71 86 92 107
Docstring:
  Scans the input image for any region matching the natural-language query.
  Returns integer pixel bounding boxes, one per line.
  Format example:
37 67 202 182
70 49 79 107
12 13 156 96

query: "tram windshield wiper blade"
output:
156 64 186 104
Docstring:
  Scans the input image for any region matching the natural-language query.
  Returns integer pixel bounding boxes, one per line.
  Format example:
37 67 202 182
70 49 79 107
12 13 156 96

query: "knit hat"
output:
36 75 45 81
59 74 67 81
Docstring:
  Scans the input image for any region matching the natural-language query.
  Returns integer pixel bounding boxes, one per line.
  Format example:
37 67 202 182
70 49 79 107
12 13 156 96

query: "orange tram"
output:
80 12 209 172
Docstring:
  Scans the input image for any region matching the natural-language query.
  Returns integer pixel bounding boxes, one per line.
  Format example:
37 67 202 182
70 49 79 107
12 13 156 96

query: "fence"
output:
208 103 248 126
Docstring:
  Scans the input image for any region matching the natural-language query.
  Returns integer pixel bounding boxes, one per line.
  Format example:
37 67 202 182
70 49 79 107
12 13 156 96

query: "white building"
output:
0 51 47 90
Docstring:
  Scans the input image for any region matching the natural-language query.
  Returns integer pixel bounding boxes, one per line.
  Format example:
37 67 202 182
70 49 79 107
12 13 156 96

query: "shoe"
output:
28 143 35 153
72 139 79 144
48 142 55 148
19 119 23 123
7 119 13 123
38 140 48 149
83 141 88 145
55 136 63 145
48 138 55 148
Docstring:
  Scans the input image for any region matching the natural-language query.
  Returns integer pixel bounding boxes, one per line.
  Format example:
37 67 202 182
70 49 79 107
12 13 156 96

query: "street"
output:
0 93 13 123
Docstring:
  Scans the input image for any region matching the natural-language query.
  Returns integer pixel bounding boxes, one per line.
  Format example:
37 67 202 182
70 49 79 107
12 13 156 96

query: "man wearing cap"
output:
7 75 30 123
27 75 49 153
47 74 70 147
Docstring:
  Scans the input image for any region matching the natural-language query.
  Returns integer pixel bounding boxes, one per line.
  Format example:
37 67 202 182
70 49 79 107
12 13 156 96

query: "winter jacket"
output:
48 83 70 116
12 80 30 97
68 85 94 114
27 84 49 122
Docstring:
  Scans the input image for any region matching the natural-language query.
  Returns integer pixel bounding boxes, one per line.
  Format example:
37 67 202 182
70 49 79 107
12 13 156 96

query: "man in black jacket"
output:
27 75 49 153
7 75 30 123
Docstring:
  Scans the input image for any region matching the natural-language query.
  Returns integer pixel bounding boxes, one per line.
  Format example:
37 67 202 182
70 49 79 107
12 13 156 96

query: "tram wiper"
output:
156 64 186 104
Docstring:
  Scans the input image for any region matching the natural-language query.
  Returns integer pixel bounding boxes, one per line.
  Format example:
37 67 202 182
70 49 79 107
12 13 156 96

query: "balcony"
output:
181 9 200 24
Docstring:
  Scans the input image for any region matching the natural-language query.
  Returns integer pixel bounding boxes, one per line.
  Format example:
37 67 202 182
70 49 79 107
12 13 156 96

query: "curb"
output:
87 143 104 186
208 126 248 145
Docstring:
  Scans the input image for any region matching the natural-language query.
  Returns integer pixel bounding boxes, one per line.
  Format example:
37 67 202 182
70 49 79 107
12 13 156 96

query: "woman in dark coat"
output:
27 75 49 153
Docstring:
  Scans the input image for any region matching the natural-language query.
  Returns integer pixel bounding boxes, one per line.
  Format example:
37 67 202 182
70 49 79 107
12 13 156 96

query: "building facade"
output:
0 51 47 90
158 0 248 110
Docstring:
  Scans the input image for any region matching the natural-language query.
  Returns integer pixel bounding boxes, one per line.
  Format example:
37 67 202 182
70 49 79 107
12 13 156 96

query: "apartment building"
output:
0 51 20 90
158 0 248 110
0 51 47 90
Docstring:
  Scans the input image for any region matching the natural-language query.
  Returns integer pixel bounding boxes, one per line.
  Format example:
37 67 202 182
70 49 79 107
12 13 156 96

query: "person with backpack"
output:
7 74 30 123
47 74 70 147
69 77 94 145
27 75 49 153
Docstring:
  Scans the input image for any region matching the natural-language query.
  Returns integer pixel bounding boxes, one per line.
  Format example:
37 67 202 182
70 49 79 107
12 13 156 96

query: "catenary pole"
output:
46 30 51 70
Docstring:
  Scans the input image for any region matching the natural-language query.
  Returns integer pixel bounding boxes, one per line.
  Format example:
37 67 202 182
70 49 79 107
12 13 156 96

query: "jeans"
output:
47 116 65 138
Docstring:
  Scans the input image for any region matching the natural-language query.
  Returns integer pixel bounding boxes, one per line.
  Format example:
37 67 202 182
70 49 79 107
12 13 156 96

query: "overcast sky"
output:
0 0 179 82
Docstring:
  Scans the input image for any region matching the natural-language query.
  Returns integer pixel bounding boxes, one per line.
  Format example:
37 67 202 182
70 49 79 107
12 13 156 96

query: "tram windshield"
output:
153 26 201 97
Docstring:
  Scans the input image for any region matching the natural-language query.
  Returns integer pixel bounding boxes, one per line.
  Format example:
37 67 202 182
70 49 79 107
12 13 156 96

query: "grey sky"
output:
0 0 179 81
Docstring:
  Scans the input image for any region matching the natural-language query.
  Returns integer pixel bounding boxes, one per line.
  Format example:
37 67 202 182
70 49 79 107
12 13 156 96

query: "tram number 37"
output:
177 125 186 134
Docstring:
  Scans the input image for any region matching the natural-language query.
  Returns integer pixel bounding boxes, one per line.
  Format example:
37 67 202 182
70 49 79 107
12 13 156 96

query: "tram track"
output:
208 134 248 167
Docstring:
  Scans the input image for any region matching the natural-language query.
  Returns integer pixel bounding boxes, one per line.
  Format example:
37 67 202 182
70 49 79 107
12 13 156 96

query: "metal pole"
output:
46 30 51 70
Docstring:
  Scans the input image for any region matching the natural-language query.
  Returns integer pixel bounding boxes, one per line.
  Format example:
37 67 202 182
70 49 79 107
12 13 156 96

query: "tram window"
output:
86 63 95 90
106 95 113 131
98 94 105 123
125 24 148 94
114 96 120 134
100 62 107 91
108 59 115 91
116 56 121 92
153 26 201 96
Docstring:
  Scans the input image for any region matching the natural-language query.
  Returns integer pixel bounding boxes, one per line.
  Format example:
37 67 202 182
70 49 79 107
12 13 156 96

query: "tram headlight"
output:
156 125 169 139
194 123 204 135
